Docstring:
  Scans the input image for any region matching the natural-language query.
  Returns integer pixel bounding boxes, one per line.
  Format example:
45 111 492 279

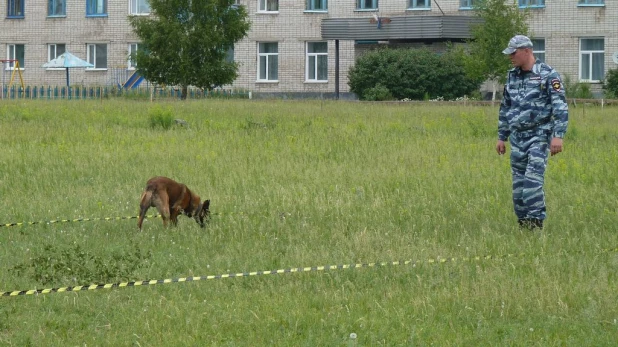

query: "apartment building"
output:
1 1 616 98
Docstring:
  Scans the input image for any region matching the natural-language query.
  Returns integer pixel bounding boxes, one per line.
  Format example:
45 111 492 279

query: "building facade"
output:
1 1 616 98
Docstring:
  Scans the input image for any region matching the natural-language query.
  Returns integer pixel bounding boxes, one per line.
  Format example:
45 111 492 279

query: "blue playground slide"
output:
123 71 144 89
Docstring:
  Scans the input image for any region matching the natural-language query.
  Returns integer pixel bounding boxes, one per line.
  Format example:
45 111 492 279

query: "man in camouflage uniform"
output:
496 35 569 230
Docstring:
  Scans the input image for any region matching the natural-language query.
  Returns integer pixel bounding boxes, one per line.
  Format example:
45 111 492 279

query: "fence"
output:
0 85 250 100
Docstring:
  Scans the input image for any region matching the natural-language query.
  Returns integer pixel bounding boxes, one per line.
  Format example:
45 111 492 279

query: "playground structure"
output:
1 59 25 99
123 70 145 89
110 68 146 90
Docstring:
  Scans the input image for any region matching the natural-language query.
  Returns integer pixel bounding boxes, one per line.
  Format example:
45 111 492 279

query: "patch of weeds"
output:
461 111 493 138
242 117 277 131
148 105 174 130
9 242 152 286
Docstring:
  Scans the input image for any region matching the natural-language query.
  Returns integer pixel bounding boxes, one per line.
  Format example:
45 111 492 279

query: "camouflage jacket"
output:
498 59 569 141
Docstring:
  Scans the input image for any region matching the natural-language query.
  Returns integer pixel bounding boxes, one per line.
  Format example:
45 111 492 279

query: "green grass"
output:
0 99 617 346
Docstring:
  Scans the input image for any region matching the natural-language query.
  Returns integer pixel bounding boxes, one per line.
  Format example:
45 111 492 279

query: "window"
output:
580 38 604 82
7 0 25 17
258 42 278 81
87 0 107 16
460 0 481 9
306 0 327 11
578 0 604 5
128 43 139 69
47 44 66 63
48 0 66 16
225 46 234 63
87 43 108 69
357 0 378 10
409 0 430 9
259 0 278 12
6 44 25 69
518 0 544 7
130 0 150 15
532 39 545 63
306 42 328 82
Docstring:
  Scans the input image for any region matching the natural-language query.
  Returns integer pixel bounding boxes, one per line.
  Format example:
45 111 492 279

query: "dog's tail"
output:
137 190 153 230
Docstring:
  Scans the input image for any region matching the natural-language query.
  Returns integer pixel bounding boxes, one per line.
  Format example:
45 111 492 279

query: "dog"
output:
137 176 210 230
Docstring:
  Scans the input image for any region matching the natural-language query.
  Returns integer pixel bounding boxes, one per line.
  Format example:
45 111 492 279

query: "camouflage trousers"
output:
509 132 551 220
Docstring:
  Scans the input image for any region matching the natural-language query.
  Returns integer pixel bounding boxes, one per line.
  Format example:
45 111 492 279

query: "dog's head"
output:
193 199 210 228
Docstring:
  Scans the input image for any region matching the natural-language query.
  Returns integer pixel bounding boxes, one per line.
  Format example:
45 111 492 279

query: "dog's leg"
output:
170 207 181 226
153 191 171 227
137 190 153 230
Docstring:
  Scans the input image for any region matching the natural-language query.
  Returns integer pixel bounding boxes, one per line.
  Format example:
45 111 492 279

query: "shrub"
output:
348 47 482 101
148 105 174 129
562 74 594 99
603 68 618 99
363 83 394 101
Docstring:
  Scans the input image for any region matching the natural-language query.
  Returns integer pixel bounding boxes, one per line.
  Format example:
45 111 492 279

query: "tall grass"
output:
0 99 616 346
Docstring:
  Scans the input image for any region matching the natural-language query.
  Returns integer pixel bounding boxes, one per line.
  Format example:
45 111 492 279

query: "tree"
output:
129 0 250 99
464 0 529 101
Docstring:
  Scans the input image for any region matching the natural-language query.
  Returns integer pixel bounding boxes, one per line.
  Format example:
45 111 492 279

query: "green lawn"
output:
0 99 616 346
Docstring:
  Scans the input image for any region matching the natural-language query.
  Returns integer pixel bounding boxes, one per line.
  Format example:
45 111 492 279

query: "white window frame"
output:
257 42 278 82
46 43 66 70
579 38 604 83
128 43 140 69
409 0 430 10
130 0 150 15
6 44 25 70
86 43 108 70
306 41 328 83
258 0 278 13
357 0 378 10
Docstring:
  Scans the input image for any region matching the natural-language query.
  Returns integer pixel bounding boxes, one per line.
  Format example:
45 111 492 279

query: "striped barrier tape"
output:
0 252 531 297
0 211 256 229
0 214 161 228
2 248 616 298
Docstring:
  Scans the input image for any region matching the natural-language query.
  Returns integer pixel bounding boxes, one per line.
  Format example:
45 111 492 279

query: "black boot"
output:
529 218 543 230
518 218 543 230
518 218 530 229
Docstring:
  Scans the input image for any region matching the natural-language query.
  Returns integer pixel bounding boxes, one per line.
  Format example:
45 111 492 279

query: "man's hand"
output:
496 140 506 155
550 137 563 156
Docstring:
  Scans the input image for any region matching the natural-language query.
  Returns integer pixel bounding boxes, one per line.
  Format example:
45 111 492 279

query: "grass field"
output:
0 99 617 346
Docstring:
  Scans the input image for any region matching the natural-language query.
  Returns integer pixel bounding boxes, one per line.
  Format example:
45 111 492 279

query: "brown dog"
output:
137 176 210 230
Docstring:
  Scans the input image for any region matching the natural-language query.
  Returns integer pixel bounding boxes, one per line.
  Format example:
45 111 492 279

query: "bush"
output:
348 47 482 101
148 105 174 129
603 68 618 99
563 74 594 99
363 83 394 101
